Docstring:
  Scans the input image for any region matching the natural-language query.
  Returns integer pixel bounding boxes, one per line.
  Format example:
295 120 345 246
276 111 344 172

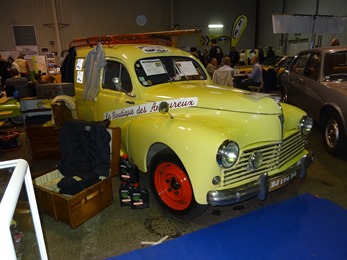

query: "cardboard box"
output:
33 127 121 228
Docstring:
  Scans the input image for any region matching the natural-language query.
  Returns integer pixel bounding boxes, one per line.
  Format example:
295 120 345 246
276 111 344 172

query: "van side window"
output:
103 60 132 92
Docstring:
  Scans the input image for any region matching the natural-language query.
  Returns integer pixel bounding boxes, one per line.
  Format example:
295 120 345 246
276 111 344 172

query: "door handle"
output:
126 101 135 105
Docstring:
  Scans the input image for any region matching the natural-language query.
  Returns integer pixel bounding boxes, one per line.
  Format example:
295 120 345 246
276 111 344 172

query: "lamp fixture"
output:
208 24 224 29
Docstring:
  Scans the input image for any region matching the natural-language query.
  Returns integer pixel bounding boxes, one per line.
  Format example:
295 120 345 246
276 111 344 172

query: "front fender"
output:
0 98 21 118
126 114 226 204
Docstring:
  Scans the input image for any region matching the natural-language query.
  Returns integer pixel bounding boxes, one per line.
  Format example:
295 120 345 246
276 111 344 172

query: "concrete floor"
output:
2 121 347 260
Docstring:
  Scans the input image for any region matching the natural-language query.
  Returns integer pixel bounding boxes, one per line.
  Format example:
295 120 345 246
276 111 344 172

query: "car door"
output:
96 59 137 127
287 52 322 118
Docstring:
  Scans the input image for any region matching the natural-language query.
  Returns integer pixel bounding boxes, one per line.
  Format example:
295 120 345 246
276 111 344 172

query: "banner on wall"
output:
231 15 248 47
199 35 230 46
272 14 346 34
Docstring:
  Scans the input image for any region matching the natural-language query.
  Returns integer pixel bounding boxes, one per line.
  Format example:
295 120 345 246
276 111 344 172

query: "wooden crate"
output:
26 125 61 161
33 127 121 228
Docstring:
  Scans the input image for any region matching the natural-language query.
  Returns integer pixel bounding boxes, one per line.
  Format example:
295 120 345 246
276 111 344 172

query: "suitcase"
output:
0 131 20 150
33 126 121 228
36 83 75 99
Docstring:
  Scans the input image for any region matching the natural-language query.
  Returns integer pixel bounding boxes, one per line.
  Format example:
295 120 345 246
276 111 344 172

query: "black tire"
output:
323 111 347 156
10 116 23 126
149 148 208 220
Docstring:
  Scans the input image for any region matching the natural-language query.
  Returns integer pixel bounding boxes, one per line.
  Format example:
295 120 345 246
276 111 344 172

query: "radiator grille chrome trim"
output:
223 132 306 186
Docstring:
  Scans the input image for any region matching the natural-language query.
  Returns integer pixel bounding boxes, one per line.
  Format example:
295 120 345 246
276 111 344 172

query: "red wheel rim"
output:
154 162 193 211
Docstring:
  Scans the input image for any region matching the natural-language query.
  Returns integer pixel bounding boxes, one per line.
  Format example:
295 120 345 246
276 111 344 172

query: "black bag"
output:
0 131 20 150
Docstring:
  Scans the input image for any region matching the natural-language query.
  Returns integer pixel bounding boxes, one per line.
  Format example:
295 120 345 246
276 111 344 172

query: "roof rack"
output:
70 29 201 48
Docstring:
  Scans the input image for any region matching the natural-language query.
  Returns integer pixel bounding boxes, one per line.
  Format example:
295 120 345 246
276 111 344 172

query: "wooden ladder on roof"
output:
69 29 201 48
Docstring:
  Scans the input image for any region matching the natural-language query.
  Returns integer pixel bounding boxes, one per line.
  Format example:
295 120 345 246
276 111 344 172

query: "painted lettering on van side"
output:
104 97 198 120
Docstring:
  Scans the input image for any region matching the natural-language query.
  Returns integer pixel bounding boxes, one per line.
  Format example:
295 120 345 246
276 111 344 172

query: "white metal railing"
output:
0 159 48 260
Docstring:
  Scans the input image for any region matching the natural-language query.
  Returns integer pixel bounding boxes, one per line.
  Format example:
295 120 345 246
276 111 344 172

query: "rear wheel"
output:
149 149 208 220
323 111 347 156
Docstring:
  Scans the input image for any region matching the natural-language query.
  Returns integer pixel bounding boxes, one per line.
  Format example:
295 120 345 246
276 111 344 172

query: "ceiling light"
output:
208 24 224 29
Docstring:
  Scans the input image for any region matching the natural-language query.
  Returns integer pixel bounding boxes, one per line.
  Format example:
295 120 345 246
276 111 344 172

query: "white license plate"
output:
268 170 298 192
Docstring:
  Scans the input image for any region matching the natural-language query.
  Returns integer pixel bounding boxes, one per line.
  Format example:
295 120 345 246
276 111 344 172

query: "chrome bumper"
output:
207 150 313 206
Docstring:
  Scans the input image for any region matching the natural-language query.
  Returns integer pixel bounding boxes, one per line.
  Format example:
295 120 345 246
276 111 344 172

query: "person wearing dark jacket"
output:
209 39 224 65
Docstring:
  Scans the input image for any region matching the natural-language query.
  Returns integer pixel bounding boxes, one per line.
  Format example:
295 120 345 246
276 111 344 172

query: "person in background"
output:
14 52 30 80
329 38 340 46
240 55 262 90
190 47 206 67
212 56 234 86
5 67 28 97
258 46 265 63
209 39 224 66
206 57 218 77
202 48 209 67
0 55 10 87
7 56 17 70
248 49 257 65
239 50 246 65
218 56 234 76
228 46 240 67
266 46 275 61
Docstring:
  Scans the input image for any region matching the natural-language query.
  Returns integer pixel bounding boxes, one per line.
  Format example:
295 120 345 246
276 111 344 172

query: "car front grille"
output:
222 132 306 186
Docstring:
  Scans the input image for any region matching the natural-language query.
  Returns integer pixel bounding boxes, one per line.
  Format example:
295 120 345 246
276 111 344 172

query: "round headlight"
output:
299 115 313 136
216 140 239 168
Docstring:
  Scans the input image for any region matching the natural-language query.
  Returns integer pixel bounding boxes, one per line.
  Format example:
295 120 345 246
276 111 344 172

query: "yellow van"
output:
68 31 313 219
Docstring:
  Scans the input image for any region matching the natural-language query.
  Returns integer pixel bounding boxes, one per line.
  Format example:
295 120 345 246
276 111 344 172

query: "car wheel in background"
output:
149 148 208 220
10 116 23 126
323 111 347 156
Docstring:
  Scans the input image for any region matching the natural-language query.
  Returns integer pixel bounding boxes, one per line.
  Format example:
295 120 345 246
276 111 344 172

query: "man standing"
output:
0 55 10 86
228 47 240 67
209 39 224 66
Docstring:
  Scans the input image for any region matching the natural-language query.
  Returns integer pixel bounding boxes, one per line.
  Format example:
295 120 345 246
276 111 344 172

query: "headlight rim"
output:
299 115 314 136
216 140 239 168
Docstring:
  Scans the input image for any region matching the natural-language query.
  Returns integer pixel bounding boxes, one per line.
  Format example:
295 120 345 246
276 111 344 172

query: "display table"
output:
0 159 48 260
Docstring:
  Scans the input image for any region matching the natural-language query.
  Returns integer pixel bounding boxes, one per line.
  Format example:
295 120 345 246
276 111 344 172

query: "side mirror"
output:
159 101 174 119
159 101 169 114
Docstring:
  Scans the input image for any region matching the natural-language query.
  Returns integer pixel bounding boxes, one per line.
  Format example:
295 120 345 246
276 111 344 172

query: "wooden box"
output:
33 127 120 228
26 125 60 161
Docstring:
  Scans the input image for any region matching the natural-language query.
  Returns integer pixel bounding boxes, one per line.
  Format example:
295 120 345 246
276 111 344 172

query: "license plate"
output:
268 170 298 192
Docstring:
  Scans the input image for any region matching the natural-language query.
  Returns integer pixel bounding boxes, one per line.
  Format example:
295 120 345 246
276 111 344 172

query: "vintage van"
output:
69 31 313 219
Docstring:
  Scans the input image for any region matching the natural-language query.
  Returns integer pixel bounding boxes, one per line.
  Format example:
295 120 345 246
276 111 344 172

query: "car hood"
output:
143 82 282 115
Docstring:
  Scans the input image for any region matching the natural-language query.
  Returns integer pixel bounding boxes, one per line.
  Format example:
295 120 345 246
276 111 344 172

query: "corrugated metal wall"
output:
0 0 346 58
0 0 172 54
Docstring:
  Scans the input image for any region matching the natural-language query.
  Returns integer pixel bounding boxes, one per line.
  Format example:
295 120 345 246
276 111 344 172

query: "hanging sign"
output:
231 15 248 47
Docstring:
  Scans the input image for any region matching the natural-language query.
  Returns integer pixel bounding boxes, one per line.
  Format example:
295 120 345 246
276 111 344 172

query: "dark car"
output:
280 46 347 155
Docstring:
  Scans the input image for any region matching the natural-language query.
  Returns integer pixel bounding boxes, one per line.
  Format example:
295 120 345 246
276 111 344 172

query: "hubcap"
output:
326 119 339 148
154 162 192 211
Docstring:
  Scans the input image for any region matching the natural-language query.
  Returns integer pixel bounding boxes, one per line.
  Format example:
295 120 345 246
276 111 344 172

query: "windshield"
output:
135 56 207 86
324 51 347 82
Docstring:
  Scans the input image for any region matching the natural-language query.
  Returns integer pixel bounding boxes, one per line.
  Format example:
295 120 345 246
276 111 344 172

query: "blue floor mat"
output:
109 193 347 260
